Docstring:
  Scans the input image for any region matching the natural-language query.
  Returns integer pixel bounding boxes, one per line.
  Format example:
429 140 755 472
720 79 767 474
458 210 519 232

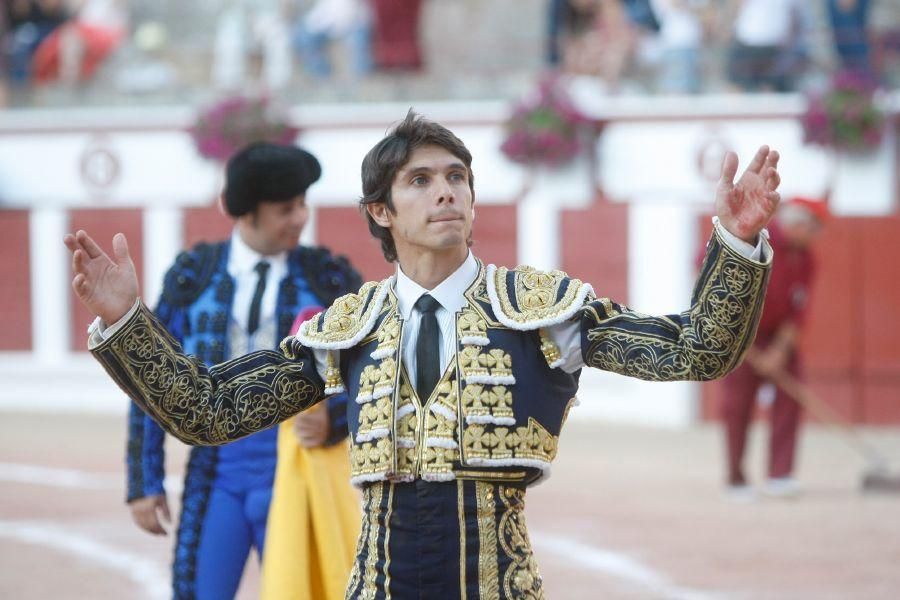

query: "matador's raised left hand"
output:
715 145 781 244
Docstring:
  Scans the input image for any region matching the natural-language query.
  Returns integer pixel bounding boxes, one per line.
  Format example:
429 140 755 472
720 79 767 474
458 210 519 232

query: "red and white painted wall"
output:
1 95 898 425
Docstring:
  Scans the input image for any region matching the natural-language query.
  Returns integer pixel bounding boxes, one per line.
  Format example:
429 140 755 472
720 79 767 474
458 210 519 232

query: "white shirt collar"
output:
227 228 288 277
395 251 479 319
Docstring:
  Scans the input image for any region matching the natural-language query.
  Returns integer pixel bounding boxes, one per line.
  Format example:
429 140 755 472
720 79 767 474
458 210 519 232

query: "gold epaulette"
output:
294 279 391 349
485 264 595 331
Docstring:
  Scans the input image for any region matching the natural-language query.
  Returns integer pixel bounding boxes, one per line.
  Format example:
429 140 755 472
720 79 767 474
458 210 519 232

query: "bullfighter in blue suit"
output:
124 142 361 599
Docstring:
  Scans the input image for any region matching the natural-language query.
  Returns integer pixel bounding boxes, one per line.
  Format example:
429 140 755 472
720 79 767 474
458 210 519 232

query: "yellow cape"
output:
260 419 361 600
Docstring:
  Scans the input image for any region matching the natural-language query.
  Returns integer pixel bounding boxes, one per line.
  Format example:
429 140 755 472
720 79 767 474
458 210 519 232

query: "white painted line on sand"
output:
0 520 169 600
0 462 119 489
0 463 184 495
531 532 719 600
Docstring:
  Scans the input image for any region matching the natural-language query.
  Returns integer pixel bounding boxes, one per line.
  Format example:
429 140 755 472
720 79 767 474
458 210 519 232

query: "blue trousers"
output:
195 484 273 600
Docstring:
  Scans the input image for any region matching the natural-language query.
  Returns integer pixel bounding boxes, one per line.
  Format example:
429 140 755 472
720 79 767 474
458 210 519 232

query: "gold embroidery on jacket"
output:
351 329 401 481
361 482 384 599
582 232 769 382
461 385 514 422
349 436 392 480
357 396 392 438
459 346 487 380
92 305 320 446
304 281 382 344
345 482 372 599
475 481 500 600
457 308 489 343
383 482 394 599
561 397 578 428
538 330 561 367
419 371 460 480
480 349 513 381
395 381 418 478
356 365 379 401
463 418 558 464
499 486 542 598
372 357 397 399
459 346 515 424
372 313 402 358
493 266 585 324
458 481 467 600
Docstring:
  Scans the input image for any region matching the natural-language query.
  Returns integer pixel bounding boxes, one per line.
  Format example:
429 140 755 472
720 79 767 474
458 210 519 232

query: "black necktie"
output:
247 260 270 335
414 294 441 401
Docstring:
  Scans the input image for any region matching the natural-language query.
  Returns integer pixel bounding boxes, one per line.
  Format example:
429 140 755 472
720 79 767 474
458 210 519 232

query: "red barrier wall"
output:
0 210 32 350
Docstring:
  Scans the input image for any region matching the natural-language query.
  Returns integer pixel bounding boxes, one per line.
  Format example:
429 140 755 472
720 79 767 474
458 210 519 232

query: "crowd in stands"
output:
1 0 898 107
549 0 898 94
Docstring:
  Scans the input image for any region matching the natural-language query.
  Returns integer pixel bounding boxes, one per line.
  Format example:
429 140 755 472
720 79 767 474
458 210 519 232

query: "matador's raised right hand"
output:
63 230 139 325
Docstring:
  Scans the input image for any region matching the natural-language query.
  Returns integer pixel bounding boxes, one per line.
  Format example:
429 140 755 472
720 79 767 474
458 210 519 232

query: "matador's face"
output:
373 144 475 262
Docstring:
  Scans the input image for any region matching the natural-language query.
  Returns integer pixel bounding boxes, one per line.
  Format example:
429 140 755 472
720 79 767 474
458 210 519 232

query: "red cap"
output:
787 196 830 223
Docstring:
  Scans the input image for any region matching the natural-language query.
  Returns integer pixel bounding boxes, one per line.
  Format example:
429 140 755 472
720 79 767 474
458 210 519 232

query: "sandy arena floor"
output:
2 412 899 599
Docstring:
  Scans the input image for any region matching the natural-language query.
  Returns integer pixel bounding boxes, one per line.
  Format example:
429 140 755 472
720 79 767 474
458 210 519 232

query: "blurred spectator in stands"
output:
547 0 596 67
548 0 635 92
212 0 292 92
546 0 566 65
725 0 811 92
621 0 660 36
622 0 668 88
31 0 127 86
293 0 373 80
2 0 70 87
871 0 900 85
827 0 872 76
650 0 705 93
113 21 180 95
0 6 8 103
370 0 422 71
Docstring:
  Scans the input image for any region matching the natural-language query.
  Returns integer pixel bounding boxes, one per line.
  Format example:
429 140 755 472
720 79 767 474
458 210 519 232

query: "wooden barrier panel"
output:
0 210 32 350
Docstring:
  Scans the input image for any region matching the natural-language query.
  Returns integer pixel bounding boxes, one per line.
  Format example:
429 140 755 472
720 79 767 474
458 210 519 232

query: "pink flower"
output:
189 96 300 163
801 70 885 153
501 74 589 167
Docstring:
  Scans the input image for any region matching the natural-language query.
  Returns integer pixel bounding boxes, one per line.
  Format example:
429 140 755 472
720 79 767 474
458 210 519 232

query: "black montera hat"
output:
223 142 322 217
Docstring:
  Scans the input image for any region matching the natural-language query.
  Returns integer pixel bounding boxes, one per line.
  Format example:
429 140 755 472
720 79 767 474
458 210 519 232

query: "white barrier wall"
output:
1 95 896 426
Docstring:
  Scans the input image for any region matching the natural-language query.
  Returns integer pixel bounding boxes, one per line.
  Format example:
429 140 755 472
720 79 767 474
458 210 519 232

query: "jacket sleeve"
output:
125 297 183 502
580 226 772 382
95 302 327 446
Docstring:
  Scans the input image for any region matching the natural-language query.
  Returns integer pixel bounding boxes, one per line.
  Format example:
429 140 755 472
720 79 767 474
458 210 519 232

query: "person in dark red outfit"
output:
721 196 827 500
370 0 422 71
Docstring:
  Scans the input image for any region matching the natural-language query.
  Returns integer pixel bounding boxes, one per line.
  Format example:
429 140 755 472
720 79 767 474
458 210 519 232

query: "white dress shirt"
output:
394 252 480 388
227 228 288 342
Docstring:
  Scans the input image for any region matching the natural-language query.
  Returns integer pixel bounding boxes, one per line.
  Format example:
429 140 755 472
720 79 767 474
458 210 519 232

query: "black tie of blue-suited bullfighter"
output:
247 260 270 335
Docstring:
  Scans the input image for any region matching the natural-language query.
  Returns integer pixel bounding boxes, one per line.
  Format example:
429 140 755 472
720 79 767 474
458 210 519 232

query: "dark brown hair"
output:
359 110 475 262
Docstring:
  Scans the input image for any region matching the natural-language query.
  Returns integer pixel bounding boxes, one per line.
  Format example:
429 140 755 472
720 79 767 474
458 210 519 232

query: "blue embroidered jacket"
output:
124 240 361 598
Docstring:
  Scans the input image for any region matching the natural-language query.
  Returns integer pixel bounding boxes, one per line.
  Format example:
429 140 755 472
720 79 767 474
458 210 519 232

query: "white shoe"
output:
763 477 801 498
725 484 757 503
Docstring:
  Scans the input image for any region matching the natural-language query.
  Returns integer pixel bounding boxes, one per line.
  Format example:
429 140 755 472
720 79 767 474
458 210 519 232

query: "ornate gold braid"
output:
91 303 325 445
582 229 771 381
493 265 585 325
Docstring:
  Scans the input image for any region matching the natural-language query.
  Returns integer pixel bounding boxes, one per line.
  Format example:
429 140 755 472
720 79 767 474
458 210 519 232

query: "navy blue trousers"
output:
346 479 543 599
